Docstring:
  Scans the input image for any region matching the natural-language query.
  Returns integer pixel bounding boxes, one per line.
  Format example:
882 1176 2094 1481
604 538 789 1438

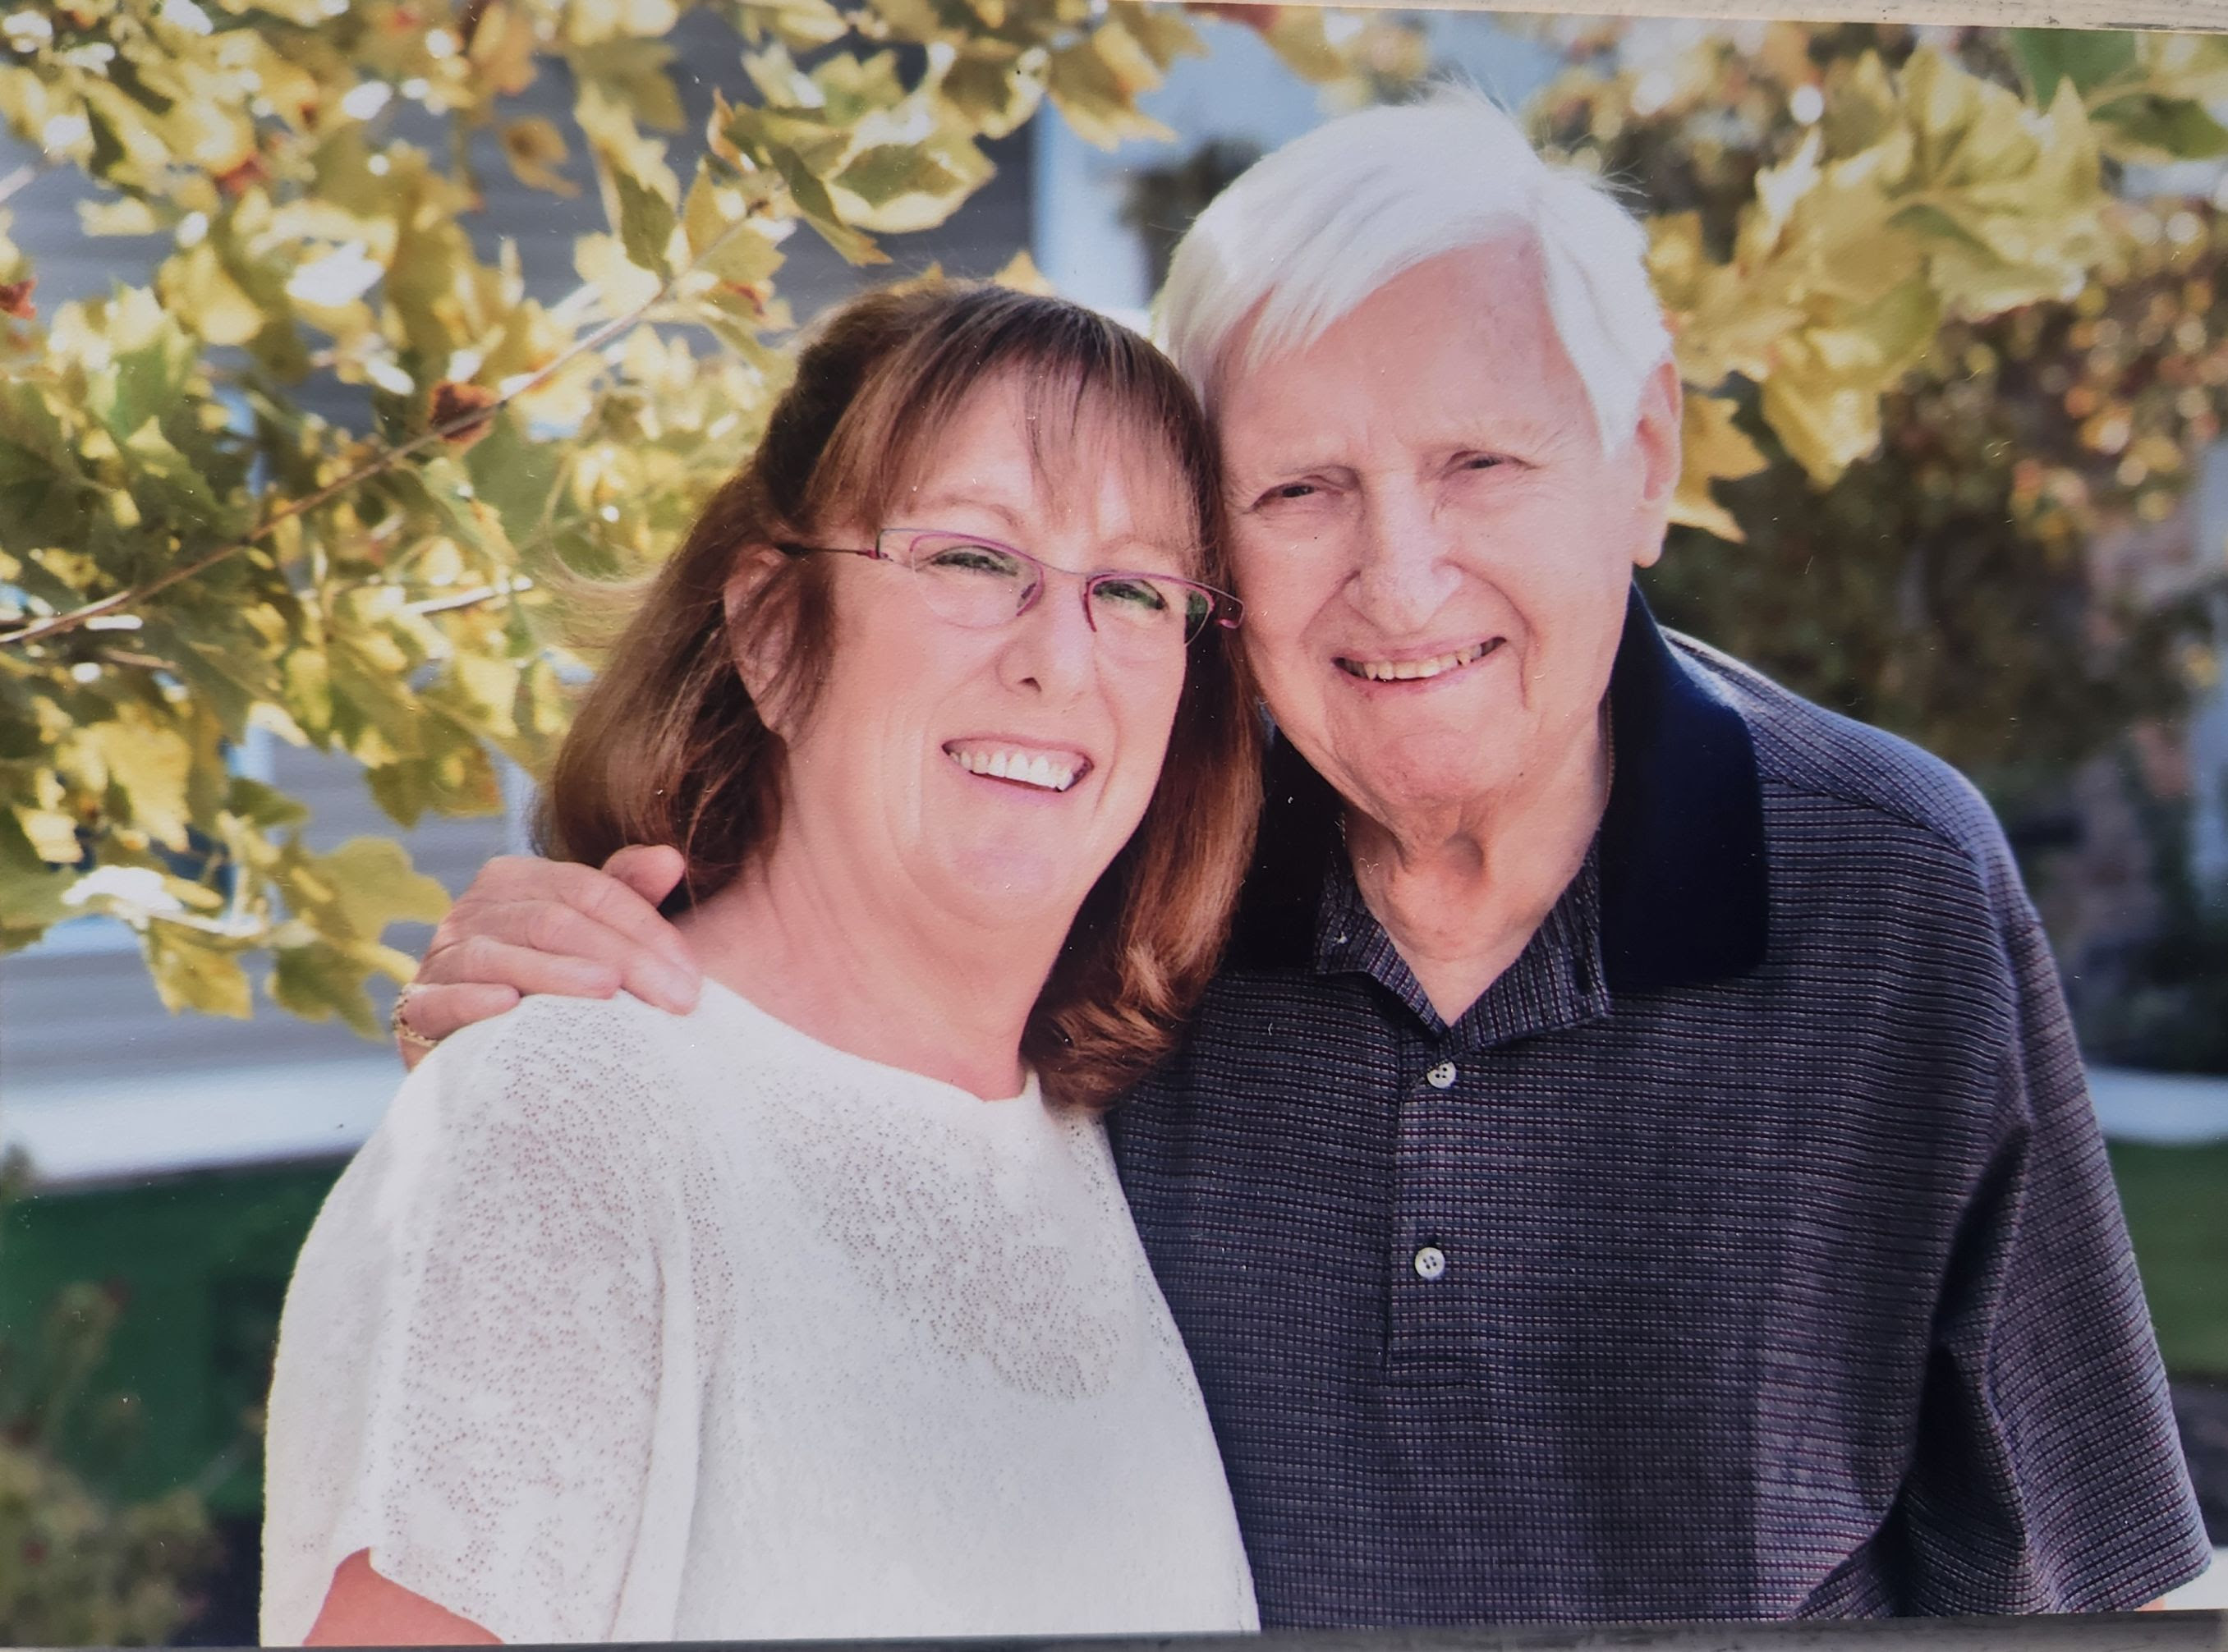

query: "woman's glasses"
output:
776 529 1243 658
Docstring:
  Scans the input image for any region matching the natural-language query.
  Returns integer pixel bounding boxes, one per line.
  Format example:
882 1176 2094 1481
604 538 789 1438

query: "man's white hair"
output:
1155 85 1671 452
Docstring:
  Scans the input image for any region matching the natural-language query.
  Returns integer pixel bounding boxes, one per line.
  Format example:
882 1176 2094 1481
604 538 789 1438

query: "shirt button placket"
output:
1415 1072 1455 1290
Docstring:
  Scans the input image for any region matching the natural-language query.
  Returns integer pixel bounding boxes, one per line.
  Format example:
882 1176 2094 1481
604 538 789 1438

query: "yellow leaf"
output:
13 806 80 864
1046 37 1176 149
1802 276 1940 384
682 167 745 258
1761 348 1880 485
564 0 682 48
145 922 253 1019
502 117 578 197
1671 391 1766 543
156 242 263 347
733 0 848 48
80 709 199 850
1109 2 1206 73
78 198 163 236
575 232 664 315
992 249 1056 296
1821 51 1898 160
467 1 543 98
1254 10 1348 84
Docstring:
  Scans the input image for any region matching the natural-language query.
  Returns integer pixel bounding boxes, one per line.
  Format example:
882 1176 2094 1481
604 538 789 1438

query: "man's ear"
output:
1630 357 1682 571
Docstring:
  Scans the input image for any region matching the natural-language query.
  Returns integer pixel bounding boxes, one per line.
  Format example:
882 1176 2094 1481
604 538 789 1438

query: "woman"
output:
260 282 1264 1645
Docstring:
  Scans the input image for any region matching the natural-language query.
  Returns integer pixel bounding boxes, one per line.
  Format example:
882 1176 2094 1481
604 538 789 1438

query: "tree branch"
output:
0 218 760 651
457 0 495 49
407 576 535 617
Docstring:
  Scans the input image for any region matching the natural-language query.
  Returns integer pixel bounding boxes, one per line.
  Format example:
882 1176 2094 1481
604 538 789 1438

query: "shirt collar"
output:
1226 584 1770 996
1314 838 1613 1047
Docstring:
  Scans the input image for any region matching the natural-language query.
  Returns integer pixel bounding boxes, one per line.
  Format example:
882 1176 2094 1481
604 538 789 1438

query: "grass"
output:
2108 1140 2228 1380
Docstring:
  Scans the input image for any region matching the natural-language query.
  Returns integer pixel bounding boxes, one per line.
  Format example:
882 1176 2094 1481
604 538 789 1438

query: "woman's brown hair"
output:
542 280 1261 1108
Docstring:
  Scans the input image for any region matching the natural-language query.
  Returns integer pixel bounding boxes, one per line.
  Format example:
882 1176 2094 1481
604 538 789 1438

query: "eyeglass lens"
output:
898 534 1214 648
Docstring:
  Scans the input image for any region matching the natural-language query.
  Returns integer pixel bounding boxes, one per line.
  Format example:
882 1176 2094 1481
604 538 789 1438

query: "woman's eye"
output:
1458 454 1507 474
928 544 1023 577
1255 482 1321 508
1094 577 1169 613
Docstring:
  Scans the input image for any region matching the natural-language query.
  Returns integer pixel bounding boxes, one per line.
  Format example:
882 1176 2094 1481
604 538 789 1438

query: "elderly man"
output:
391 93 2209 1620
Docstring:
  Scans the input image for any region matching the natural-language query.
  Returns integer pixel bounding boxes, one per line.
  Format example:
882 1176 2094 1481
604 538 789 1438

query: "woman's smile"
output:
942 739 1094 794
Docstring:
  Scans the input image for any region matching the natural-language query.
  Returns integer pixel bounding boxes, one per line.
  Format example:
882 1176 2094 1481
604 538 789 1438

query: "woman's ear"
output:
722 544 793 726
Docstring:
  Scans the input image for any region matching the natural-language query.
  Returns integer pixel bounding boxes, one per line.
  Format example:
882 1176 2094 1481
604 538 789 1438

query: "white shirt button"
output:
1413 1245 1447 1281
1426 1062 1458 1089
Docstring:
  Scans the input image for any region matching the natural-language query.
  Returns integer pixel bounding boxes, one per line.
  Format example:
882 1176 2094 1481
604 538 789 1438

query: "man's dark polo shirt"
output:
1107 590 2211 1626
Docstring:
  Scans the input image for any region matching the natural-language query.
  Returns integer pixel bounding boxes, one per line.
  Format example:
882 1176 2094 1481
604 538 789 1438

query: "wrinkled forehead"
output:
1207 241 1588 466
1210 236 1548 399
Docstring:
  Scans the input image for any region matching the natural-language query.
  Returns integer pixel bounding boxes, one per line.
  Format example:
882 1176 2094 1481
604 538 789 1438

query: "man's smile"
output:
1335 639 1501 684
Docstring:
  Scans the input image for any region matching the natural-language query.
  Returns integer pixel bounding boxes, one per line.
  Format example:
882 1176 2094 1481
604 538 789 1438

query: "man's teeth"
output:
946 747 1082 792
1343 642 1493 683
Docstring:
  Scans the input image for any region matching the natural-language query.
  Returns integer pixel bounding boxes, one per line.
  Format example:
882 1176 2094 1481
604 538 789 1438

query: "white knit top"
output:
260 984 1258 1644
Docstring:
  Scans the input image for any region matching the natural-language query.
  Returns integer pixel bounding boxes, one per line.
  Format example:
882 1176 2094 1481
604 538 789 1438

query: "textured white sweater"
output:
260 984 1257 1643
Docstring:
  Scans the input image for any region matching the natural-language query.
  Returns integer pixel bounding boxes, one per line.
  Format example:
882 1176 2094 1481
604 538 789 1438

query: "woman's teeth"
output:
1341 641 1495 683
945 746 1082 792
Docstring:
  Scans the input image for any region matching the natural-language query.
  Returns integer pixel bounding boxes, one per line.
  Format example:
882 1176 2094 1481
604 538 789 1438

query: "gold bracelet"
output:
390 984 440 1053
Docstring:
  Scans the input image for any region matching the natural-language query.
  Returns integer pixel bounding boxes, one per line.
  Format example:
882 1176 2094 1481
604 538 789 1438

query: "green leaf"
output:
837 143 967 209
466 415 564 558
615 170 678 278
0 810 75 948
364 743 504 826
2092 95 2228 163
270 936 393 1037
275 833 450 945
573 37 687 131
85 288 199 444
770 149 885 265
223 774 310 831
2011 29 2138 103
939 50 1040 139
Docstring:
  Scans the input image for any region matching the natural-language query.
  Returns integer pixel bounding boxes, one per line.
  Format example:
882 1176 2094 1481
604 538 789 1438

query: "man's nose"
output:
1000 578 1098 697
1349 486 1463 634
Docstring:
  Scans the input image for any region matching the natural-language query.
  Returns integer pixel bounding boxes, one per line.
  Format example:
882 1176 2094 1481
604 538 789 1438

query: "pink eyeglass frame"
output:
774 527 1244 638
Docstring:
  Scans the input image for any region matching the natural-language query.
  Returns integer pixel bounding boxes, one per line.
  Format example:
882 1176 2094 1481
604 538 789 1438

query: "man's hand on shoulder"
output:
397 845 701 1071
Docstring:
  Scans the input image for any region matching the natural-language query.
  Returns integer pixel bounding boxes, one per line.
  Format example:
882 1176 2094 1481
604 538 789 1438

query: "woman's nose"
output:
1000 579 1099 695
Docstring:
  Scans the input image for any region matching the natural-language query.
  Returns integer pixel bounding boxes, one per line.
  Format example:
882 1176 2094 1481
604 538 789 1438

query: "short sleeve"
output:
1891 892 2212 1613
260 998 700 1645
